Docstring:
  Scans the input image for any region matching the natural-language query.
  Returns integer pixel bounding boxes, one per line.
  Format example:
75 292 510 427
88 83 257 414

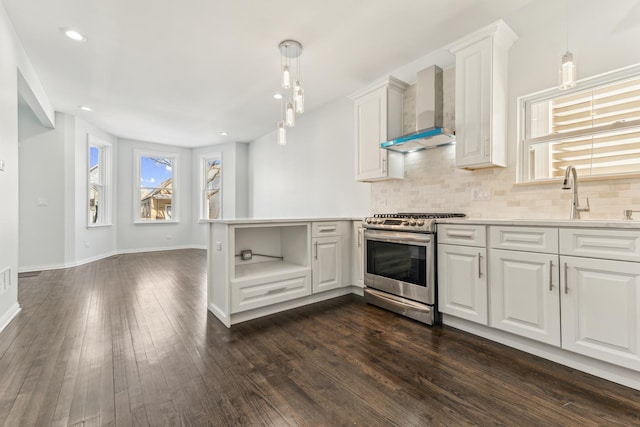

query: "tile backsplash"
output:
371 67 640 220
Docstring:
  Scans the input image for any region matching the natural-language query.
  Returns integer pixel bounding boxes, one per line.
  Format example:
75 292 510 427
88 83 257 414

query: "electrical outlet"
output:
472 186 492 201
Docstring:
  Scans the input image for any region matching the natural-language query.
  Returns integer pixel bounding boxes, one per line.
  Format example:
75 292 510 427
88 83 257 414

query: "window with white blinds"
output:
519 64 640 182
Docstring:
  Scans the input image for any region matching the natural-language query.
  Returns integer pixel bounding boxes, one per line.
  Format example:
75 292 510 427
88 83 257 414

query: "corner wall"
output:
248 97 371 218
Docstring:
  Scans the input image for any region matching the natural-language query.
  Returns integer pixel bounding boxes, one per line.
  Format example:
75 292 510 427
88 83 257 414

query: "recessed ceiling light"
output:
62 28 87 42
220 131 229 136
78 106 93 111
273 93 283 100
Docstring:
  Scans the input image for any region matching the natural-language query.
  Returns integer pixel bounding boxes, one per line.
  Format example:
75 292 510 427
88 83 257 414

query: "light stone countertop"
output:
437 217 640 229
205 217 363 225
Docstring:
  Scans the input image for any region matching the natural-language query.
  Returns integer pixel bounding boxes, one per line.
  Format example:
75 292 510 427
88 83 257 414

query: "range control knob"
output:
417 219 425 226
402 219 409 225
366 218 372 224
409 219 417 226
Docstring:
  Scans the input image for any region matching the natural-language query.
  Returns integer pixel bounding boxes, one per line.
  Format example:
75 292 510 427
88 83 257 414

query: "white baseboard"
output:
117 245 204 255
18 246 205 273
0 303 21 334
443 315 640 392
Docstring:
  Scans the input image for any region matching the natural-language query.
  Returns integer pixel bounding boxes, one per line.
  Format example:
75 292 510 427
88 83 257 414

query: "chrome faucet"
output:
561 165 590 219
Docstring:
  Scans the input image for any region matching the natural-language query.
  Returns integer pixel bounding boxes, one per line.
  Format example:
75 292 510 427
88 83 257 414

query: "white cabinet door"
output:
450 20 516 170
560 256 640 372
454 36 492 168
489 249 561 346
438 244 488 324
313 236 342 293
351 78 406 182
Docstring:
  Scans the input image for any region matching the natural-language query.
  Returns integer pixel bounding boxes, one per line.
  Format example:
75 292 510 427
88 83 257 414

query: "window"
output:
201 154 222 219
518 64 640 183
135 150 178 222
88 135 112 226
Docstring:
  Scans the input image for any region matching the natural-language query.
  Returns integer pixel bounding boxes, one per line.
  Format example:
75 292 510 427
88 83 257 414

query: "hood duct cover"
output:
381 65 454 153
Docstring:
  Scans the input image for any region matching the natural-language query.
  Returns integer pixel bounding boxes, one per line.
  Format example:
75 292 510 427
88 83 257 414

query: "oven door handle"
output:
364 230 433 245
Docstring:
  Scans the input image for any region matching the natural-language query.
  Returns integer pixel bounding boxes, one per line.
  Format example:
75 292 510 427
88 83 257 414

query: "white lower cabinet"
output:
438 244 488 324
560 255 640 372
312 236 342 293
489 249 560 346
352 220 364 288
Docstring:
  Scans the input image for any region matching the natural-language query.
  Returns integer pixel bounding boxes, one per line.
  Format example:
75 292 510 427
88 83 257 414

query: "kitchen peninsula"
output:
207 218 363 327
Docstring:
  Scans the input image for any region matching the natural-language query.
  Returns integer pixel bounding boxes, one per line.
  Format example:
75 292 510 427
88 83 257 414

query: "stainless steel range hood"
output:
380 65 454 153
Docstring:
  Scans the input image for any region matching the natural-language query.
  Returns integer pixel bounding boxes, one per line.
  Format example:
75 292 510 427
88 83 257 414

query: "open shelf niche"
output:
232 224 310 282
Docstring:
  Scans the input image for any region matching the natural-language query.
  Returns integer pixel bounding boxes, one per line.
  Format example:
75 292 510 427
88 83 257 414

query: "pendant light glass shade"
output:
282 65 291 89
294 81 304 114
285 102 295 127
559 51 576 90
277 121 287 145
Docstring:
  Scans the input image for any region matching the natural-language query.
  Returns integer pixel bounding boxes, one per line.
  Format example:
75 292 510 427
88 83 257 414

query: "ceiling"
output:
4 0 533 147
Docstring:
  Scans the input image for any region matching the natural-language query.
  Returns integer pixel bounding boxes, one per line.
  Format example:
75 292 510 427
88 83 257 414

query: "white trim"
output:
198 152 222 220
18 246 208 273
87 135 113 226
0 303 22 334
517 62 640 183
134 149 179 222
443 314 640 391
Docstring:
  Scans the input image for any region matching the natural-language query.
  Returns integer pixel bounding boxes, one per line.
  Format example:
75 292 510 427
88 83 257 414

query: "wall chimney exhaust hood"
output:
380 65 454 153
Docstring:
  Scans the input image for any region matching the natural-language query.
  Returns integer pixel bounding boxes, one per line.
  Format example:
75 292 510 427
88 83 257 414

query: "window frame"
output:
517 63 640 184
134 149 179 224
199 152 222 220
87 135 113 227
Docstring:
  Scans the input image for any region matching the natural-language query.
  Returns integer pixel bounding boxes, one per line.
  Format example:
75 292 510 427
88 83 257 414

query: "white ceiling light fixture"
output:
220 131 229 136
277 40 304 145
62 28 87 42
559 0 576 90
78 105 93 111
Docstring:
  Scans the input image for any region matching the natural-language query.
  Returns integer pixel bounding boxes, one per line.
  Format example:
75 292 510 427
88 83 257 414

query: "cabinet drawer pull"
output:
314 241 318 260
318 226 337 233
549 260 554 291
266 287 287 295
478 252 482 278
446 230 474 238
564 262 569 294
358 230 362 247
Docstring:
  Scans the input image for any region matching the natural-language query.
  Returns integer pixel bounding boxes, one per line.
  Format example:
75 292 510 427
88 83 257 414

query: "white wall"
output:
249 97 371 218
71 117 118 264
116 139 194 252
0 2 53 330
190 141 249 248
371 0 640 219
18 108 66 270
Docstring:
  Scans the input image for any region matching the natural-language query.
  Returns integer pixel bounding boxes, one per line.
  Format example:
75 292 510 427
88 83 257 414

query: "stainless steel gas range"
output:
362 213 465 325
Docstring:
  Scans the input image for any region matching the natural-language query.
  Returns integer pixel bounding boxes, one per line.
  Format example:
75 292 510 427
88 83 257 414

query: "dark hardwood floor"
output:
1 249 639 426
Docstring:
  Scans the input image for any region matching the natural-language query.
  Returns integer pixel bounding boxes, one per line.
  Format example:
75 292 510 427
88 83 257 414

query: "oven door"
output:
364 229 434 305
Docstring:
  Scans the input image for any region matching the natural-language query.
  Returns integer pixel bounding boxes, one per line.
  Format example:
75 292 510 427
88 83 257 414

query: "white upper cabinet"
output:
449 20 517 169
350 77 407 181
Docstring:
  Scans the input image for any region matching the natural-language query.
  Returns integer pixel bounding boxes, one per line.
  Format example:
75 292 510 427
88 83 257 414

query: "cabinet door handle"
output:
382 157 387 174
483 136 489 157
564 262 569 294
478 252 482 278
357 230 362 248
549 260 554 291
314 241 318 260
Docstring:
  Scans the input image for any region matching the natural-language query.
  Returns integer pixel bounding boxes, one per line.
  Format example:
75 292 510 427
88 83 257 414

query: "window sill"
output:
134 220 180 225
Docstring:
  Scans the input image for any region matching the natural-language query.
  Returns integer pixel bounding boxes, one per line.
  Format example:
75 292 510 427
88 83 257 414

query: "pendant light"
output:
276 40 304 144
559 0 576 90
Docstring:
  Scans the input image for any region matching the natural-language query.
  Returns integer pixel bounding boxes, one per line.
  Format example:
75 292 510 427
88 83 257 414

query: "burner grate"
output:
374 213 466 219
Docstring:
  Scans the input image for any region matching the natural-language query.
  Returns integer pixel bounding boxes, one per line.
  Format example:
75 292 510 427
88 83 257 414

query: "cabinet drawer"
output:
312 221 341 237
490 226 558 253
437 224 486 247
231 273 311 313
560 229 640 262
